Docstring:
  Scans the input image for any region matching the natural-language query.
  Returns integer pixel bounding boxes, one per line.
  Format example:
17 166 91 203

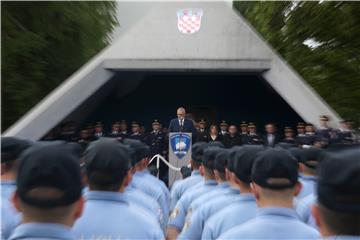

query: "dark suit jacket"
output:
168 118 197 136
262 134 280 147
222 134 242 148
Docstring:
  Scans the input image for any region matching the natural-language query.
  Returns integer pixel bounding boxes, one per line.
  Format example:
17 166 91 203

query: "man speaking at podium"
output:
168 107 197 137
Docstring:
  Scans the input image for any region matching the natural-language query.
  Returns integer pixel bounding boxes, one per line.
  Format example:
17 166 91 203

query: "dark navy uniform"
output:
147 120 168 184
147 122 166 156
239 121 249 145
196 119 209 142
219 120 229 137
295 122 308 146
107 122 122 139
222 134 241 148
118 120 129 139
93 122 104 140
335 120 355 144
282 126 296 144
315 115 335 145
128 121 145 142
247 123 263 145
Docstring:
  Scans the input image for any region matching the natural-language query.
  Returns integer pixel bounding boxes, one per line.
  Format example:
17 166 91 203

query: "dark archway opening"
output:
85 72 303 134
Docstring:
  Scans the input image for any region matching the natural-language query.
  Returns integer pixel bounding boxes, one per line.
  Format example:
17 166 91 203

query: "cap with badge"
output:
284 126 294 133
252 148 298 189
95 122 103 127
16 141 82 208
233 145 265 183
123 138 150 166
199 119 206 125
240 121 248 127
84 138 131 186
202 147 222 169
191 142 207 163
131 121 140 127
214 149 229 173
220 120 228 127
317 149 360 212
112 122 120 126
152 119 160 125
288 147 303 162
297 122 305 129
248 122 256 128
300 148 323 169
227 146 242 173
319 115 329 121
1 137 33 163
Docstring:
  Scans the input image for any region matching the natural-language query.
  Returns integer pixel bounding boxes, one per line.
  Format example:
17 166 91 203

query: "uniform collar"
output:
191 170 200 176
257 207 298 219
1 180 16 186
323 236 360 240
218 182 230 188
204 179 217 186
9 223 74 240
228 187 241 194
135 169 150 176
299 174 317 182
238 193 256 201
85 191 128 204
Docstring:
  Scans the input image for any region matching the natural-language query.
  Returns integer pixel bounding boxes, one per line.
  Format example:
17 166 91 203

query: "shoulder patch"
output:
170 208 179 219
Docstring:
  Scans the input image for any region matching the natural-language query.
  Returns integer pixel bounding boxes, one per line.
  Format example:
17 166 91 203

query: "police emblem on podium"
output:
170 133 191 159
169 132 192 186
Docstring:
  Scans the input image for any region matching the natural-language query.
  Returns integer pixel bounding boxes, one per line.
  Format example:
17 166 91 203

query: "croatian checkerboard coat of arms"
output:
177 9 203 34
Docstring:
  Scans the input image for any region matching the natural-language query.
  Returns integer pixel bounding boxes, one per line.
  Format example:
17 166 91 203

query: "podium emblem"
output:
170 133 191 159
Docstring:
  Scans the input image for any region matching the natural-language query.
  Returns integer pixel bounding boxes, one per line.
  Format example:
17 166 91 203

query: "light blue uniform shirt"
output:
1 180 17 199
170 170 202 212
168 179 217 231
296 193 317 229
8 223 75 240
323 236 360 240
218 207 320 239
202 193 257 239
73 191 164 239
1 180 21 239
141 169 170 203
178 187 240 240
131 171 169 223
1 200 21 239
186 182 230 214
297 175 317 200
124 186 165 230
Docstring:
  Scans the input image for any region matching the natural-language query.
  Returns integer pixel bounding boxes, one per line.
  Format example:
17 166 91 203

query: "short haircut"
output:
87 170 125 191
203 165 215 178
318 203 360 236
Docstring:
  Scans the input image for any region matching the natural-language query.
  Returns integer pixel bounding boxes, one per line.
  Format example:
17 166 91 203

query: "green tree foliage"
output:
234 1 360 125
2 1 118 130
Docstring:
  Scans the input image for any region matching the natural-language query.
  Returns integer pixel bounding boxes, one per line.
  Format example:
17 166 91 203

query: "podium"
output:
168 132 192 187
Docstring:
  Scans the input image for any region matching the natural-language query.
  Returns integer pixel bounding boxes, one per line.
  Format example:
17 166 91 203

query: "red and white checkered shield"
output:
177 9 203 34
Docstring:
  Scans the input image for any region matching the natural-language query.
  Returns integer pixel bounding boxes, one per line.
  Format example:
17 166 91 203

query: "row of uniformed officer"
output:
166 139 360 239
2 137 169 240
